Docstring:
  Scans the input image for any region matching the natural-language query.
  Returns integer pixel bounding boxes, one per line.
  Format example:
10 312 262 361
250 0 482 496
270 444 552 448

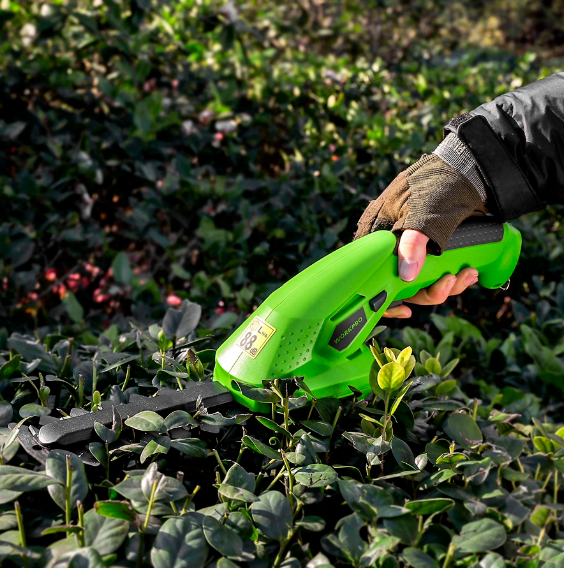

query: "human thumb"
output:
398 229 429 282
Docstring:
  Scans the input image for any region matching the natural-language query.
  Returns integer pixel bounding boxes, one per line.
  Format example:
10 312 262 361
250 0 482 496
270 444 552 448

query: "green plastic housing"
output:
213 222 522 411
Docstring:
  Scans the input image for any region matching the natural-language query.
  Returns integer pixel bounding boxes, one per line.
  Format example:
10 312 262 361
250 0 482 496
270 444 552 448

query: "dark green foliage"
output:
0 312 563 566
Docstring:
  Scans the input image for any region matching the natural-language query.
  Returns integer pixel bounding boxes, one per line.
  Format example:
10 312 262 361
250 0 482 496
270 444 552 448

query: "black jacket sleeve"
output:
444 72 564 220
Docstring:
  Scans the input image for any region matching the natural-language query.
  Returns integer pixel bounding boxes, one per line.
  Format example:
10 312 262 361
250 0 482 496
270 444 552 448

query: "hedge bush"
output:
0 306 564 567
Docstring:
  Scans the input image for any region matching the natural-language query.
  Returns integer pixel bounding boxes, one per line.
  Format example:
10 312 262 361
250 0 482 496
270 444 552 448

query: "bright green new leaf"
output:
377 362 405 392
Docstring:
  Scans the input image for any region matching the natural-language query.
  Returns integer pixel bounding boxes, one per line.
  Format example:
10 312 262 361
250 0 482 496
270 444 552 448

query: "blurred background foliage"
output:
1 0 564 396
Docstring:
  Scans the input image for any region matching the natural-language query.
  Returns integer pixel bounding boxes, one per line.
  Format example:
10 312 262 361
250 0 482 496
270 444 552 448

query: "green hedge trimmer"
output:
17 217 521 463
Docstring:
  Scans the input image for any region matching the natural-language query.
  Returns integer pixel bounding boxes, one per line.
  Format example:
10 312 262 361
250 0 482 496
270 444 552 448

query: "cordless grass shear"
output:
17 217 521 461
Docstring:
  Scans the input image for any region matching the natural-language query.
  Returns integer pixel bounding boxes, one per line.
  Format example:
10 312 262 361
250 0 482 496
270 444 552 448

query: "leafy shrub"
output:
1 0 562 339
0 306 563 567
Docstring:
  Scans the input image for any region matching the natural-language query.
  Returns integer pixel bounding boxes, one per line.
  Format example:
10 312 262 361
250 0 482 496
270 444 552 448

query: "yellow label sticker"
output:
236 316 276 359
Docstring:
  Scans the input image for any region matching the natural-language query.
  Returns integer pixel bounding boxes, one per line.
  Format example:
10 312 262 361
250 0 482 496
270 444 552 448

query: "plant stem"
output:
14 502 29 568
92 364 98 396
381 392 390 440
78 374 85 408
266 468 286 491
137 479 158 568
283 385 289 433
472 398 479 420
537 524 548 546
272 502 303 568
121 365 131 391
442 543 455 568
555 470 559 504
236 444 245 464
65 454 73 527
306 400 316 420
329 406 342 444
282 452 294 509
415 515 424 546
542 471 553 491
181 485 200 515
77 501 85 547
213 449 227 476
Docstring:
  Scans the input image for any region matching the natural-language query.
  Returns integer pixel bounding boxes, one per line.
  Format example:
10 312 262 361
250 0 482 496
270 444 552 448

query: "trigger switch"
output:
369 291 387 312
388 300 403 308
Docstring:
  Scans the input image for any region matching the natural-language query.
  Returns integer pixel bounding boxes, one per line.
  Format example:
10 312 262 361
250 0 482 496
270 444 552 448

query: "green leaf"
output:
391 437 415 468
435 379 456 395
0 356 22 379
125 411 165 432
446 413 483 449
396 346 413 367
89 442 107 466
369 360 386 399
256 416 293 439
164 410 198 430
84 509 129 555
202 514 243 557
235 381 279 403
530 505 551 527
425 358 441 374
162 300 202 339
112 252 133 285
113 477 145 502
94 421 116 444
99 354 141 373
217 484 259 503
300 420 334 437
403 547 439 568
59 547 104 567
62 291 84 323
251 491 292 542
440 358 459 378
390 381 413 416
377 362 406 392
453 519 506 553
223 463 255 492
242 435 281 460
226 511 255 540
151 514 210 568
19 403 49 418
140 436 171 464
42 525 84 536
0 465 62 491
94 501 137 523
361 533 401 565
295 464 338 488
533 436 556 453
295 516 326 532
384 514 418 545
405 498 454 516
46 450 89 511
170 438 207 458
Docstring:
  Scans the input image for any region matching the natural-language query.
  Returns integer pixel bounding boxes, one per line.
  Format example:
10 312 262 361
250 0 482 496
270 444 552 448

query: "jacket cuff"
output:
433 133 488 202
444 113 543 220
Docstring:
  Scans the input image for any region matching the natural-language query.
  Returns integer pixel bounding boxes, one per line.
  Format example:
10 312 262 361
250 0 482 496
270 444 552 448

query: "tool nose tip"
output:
37 424 57 445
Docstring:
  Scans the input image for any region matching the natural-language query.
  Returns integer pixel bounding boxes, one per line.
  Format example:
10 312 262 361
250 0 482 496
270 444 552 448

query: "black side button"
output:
369 291 387 312
388 300 403 308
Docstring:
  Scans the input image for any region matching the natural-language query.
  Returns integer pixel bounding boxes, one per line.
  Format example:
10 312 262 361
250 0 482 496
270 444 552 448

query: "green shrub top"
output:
0 304 563 567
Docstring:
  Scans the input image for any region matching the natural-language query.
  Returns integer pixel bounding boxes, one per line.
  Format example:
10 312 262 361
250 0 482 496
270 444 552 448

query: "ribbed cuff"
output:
433 133 488 202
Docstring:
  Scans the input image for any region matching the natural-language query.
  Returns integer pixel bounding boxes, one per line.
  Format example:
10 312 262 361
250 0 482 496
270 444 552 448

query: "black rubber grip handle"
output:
444 217 504 251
